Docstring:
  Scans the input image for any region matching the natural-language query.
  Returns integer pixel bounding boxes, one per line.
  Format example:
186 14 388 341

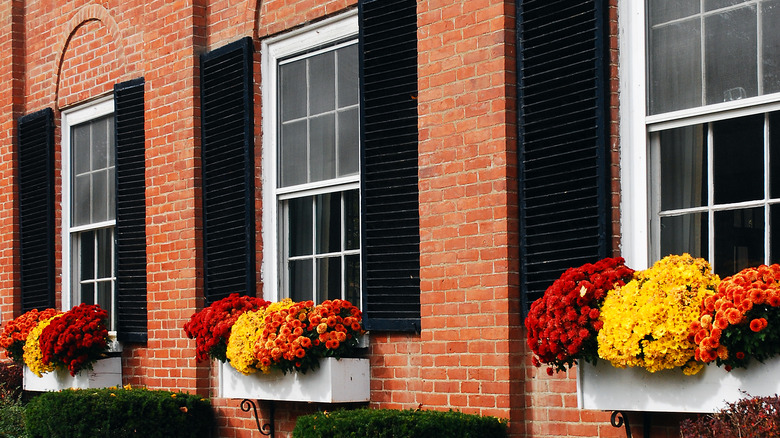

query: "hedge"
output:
24 387 213 438
292 408 508 438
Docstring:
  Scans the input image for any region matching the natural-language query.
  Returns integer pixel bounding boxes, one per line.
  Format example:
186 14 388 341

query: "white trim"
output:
260 11 359 303
618 0 650 270
60 96 115 312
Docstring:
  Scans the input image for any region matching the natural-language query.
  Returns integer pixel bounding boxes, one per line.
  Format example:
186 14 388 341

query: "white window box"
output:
219 357 370 403
23 356 122 392
578 357 780 413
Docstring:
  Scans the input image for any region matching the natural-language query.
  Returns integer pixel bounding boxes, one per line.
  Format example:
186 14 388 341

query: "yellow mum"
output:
227 298 295 375
597 254 719 374
23 314 64 377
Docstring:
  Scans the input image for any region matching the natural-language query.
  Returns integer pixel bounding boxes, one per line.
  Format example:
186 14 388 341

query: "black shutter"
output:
18 108 55 312
114 78 148 343
200 37 255 303
517 0 610 315
360 0 421 331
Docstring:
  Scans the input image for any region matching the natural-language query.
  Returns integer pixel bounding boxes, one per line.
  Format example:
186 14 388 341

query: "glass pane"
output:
649 19 702 114
649 0 699 25
705 6 757 105
345 189 360 250
771 112 780 197
659 125 707 210
337 44 359 107
280 120 308 187
715 207 764 276
92 117 109 170
317 257 341 302
96 228 112 279
661 213 708 260
108 167 116 221
73 124 91 174
310 114 336 182
308 51 335 115
93 170 108 223
81 283 94 305
337 108 360 177
280 60 307 122
763 1 780 95
74 174 91 226
713 114 764 204
288 197 313 257
705 0 750 12
289 259 313 302
315 193 341 254
97 281 112 323
107 116 115 165
345 254 360 306
80 231 95 280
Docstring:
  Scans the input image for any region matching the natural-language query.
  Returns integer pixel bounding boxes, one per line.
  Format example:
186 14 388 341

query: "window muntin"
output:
63 100 117 331
269 27 361 306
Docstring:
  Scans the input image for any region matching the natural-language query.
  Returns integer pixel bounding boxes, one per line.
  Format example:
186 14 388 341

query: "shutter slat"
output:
114 78 148 343
200 37 255 303
518 0 610 316
360 0 420 332
18 108 56 312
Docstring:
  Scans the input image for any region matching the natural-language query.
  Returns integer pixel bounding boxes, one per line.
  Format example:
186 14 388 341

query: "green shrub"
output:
292 408 508 438
0 382 27 438
24 387 213 438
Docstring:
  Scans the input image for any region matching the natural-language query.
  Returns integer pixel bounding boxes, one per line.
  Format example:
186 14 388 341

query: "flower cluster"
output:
23 314 63 377
0 308 61 363
183 293 271 363
38 303 110 376
597 254 719 375
525 257 634 375
226 299 295 375
691 264 780 370
253 299 365 374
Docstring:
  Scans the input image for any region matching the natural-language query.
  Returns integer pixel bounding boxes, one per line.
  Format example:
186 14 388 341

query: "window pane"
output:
705 0 751 12
337 108 360 177
96 228 112 279
661 213 708 259
81 283 94 305
649 19 702 114
763 1 780 95
308 51 335 115
713 114 764 204
93 170 108 223
660 125 707 210
80 231 95 281
337 45 359 107
310 114 336 182
649 0 699 25
771 112 780 197
280 60 307 122
345 254 360 306
108 167 115 221
280 120 308 187
704 6 757 105
288 197 313 257
772 204 780 265
715 207 764 276
317 257 341 302
345 189 360 250
73 124 90 175
289 259 313 302
97 281 112 323
92 118 109 170
315 193 341 254
74 174 91 226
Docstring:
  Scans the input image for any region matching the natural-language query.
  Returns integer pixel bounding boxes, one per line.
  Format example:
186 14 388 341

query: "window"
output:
62 98 117 331
621 1 780 275
262 12 361 306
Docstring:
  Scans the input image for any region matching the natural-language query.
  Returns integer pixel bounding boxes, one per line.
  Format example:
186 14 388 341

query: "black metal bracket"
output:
610 411 632 438
240 399 275 437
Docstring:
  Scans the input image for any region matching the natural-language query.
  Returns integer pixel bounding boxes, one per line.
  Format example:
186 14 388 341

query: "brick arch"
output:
250 0 262 39
55 4 128 109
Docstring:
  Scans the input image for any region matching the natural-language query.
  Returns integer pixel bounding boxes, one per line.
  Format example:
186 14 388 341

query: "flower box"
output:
219 357 370 403
577 357 780 413
23 356 122 392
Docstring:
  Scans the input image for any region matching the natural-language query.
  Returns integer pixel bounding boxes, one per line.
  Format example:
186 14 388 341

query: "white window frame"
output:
260 10 359 302
620 1 780 270
61 96 116 331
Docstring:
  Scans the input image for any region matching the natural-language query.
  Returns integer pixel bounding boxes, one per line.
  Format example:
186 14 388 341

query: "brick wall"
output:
0 1 697 437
